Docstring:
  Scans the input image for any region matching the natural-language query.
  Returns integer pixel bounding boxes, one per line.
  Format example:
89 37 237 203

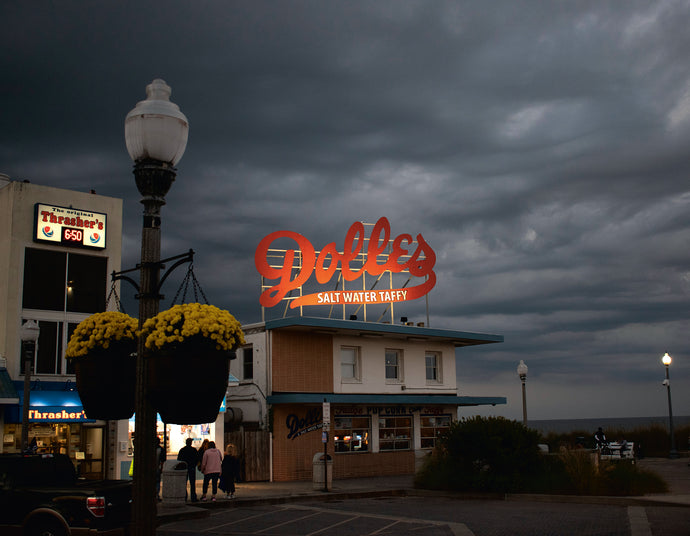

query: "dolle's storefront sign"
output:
34 203 107 250
255 217 436 309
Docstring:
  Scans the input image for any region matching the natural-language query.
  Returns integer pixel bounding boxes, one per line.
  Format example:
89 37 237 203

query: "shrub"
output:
415 416 545 493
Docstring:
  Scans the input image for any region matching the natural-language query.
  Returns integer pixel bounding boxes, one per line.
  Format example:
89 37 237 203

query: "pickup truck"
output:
0 453 132 536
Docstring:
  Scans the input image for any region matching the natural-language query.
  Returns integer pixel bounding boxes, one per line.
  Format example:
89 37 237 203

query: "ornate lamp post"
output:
661 353 678 459
20 319 40 451
125 79 188 536
517 360 528 425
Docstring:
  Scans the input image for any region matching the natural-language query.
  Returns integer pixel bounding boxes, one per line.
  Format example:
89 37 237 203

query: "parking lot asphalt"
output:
155 456 690 526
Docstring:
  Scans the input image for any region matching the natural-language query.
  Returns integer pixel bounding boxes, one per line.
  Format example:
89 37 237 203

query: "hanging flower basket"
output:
66 312 138 420
139 303 244 424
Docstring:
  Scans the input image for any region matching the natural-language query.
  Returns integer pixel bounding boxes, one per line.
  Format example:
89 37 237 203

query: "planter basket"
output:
147 344 233 424
74 345 136 420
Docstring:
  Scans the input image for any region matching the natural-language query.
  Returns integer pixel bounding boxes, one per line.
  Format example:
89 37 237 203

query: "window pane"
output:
341 347 357 379
426 353 438 381
67 253 107 313
23 248 66 310
65 323 78 374
36 321 58 374
334 415 370 453
243 346 253 380
385 350 399 379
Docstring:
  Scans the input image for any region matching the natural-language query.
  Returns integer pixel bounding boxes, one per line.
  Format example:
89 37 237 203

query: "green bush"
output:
415 416 545 493
415 417 670 496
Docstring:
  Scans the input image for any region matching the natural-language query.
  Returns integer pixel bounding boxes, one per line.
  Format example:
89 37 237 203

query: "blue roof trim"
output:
0 368 19 403
267 392 506 406
264 316 503 346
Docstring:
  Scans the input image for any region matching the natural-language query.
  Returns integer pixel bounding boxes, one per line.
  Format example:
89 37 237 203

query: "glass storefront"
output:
2 422 105 478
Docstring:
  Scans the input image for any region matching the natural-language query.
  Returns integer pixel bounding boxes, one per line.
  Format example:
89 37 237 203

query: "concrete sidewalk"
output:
156 456 690 524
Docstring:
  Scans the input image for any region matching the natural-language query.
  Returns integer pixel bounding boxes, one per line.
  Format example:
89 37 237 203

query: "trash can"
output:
162 460 188 506
312 453 332 490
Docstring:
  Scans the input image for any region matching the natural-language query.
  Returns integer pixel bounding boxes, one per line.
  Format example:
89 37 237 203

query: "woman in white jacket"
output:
200 441 223 501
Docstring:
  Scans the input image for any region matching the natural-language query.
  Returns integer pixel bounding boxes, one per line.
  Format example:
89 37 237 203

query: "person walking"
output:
200 440 223 501
177 438 199 502
219 443 240 499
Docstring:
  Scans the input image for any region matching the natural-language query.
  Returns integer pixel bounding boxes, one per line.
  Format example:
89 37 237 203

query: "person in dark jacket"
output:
177 438 199 502
219 443 241 499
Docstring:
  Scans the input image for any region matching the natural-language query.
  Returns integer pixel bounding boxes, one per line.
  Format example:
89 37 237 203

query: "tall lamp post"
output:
20 319 40 451
125 79 188 536
661 353 678 459
517 360 528 425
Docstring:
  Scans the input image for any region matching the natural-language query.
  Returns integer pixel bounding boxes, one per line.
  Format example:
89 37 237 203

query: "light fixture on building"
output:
20 319 40 451
125 79 188 536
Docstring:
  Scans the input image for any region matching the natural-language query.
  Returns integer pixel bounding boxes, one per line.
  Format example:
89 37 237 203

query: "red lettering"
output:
255 217 436 309
40 211 51 222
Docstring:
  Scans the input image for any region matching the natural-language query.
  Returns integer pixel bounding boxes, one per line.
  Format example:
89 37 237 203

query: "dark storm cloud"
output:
3 1 690 419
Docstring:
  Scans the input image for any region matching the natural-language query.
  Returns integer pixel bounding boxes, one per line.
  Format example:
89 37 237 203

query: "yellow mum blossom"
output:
66 311 139 359
140 303 245 353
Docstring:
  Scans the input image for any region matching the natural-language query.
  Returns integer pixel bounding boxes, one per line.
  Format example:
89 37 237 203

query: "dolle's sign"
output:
255 217 436 309
34 203 107 250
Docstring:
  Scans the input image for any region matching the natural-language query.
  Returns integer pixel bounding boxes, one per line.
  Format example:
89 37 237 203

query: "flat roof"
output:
260 316 503 347
267 392 506 406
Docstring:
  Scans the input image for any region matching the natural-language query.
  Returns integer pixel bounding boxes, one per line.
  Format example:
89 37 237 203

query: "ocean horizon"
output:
526 415 690 435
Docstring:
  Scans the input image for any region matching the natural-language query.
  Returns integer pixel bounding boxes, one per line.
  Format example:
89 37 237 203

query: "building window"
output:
21 320 80 375
242 346 253 381
334 416 370 453
340 346 360 382
22 248 107 377
379 415 411 451
420 415 451 449
385 349 403 382
23 248 107 313
425 352 441 382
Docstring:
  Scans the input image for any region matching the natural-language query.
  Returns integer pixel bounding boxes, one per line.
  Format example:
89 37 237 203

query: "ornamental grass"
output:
66 311 139 359
139 303 245 353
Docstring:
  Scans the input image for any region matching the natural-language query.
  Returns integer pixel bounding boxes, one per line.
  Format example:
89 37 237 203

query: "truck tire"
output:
25 516 69 536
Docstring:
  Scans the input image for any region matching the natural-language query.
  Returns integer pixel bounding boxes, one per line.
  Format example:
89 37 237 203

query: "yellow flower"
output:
140 303 245 352
66 312 139 359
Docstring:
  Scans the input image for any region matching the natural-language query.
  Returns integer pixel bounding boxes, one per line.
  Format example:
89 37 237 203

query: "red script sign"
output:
255 217 436 309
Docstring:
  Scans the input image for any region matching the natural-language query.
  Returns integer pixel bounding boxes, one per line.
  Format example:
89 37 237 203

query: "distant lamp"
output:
20 320 40 451
400 316 408 324
349 315 357 321
661 353 678 458
517 360 528 425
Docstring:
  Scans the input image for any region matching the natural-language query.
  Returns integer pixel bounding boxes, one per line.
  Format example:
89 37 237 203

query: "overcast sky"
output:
3 1 690 422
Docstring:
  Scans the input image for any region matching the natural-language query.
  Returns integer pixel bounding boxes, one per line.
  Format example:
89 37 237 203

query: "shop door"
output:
81 427 104 479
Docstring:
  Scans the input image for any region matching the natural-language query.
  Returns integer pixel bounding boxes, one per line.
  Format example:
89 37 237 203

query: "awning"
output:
5 381 95 423
0 368 19 404
267 392 506 406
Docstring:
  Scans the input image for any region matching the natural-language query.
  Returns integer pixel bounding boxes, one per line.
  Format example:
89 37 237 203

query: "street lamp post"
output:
125 79 188 536
20 319 40 451
661 353 678 459
517 360 528 425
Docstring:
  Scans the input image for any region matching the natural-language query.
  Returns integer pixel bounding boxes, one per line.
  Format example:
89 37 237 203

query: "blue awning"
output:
266 392 506 406
5 381 95 423
0 368 19 404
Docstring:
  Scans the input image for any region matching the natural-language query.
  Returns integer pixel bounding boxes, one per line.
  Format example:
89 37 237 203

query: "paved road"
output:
157 495 690 536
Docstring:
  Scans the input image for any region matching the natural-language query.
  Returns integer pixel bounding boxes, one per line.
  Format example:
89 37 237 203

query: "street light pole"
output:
661 353 678 459
125 79 188 536
20 319 40 451
517 360 528 425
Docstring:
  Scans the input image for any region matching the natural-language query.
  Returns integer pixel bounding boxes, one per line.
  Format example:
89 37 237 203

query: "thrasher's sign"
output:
255 217 436 309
